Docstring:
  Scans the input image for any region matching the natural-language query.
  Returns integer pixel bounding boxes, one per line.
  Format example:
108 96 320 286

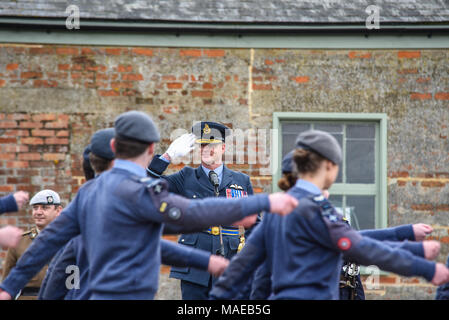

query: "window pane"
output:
347 124 375 139
346 195 376 230
315 123 343 134
346 139 375 183
281 123 311 156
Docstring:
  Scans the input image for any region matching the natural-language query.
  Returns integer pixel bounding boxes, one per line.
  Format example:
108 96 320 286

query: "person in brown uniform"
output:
2 189 62 300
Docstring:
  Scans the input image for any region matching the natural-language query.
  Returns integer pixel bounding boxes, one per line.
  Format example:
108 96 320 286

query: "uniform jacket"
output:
435 255 449 300
148 155 254 287
2 227 48 299
0 194 18 214
210 182 435 300
0 159 270 300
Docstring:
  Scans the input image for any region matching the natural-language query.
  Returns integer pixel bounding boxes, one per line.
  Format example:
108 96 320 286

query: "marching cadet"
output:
210 130 449 300
38 128 230 300
147 121 257 300
0 111 297 300
2 189 62 299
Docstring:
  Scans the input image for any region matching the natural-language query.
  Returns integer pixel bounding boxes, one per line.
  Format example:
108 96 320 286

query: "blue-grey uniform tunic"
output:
210 181 436 300
148 155 254 294
0 159 271 300
0 194 18 214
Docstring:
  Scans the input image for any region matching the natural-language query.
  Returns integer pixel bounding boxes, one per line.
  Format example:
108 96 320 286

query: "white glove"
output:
165 133 196 160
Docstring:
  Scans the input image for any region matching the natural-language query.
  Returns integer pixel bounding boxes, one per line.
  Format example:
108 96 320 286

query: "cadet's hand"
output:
0 289 12 300
423 240 440 260
164 133 196 161
413 223 433 241
207 254 230 278
431 263 449 286
232 214 258 228
13 191 29 210
0 226 23 249
268 193 299 216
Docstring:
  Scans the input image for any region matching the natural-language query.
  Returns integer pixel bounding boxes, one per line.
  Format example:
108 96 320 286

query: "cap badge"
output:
47 196 54 204
203 124 211 134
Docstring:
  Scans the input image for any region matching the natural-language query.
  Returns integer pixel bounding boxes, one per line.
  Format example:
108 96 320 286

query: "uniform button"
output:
193 195 197 198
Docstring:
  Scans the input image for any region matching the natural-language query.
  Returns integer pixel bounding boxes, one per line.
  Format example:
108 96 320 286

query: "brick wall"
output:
0 44 448 299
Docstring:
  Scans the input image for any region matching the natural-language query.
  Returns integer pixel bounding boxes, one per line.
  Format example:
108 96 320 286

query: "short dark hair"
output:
89 153 112 174
114 136 151 159
292 148 327 176
82 157 95 181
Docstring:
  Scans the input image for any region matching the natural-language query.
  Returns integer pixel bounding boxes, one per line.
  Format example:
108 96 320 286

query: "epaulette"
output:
22 228 38 239
138 177 167 195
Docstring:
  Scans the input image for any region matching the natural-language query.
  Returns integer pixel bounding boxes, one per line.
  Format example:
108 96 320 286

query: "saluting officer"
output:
147 121 256 300
2 190 62 300
0 111 297 300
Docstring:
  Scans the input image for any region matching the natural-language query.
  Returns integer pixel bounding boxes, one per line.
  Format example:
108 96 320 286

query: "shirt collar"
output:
294 179 322 195
113 159 147 177
201 163 224 179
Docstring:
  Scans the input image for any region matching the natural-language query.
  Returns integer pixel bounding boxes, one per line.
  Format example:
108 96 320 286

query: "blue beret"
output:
115 111 160 143
281 150 294 174
90 128 115 160
192 121 230 144
295 130 342 164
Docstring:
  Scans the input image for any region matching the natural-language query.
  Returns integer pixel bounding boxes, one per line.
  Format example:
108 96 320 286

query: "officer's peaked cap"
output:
115 111 160 144
295 130 342 164
191 121 230 144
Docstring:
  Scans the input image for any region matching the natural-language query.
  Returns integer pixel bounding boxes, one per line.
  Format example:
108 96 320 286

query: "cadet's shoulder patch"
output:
337 237 352 251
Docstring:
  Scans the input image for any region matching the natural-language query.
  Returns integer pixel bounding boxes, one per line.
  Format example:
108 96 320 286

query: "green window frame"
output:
272 112 388 230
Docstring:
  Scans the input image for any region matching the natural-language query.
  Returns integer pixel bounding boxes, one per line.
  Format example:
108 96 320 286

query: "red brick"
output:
32 114 57 121
31 129 54 137
435 92 449 100
390 171 409 178
252 84 272 90
0 121 17 128
6 63 19 71
132 48 153 56
265 59 274 65
122 74 143 81
6 161 29 169
56 47 79 55
0 154 15 160
180 49 202 57
0 80 5 87
192 90 213 98
111 82 133 89
105 48 122 55
45 138 69 145
421 181 445 188
202 83 215 90
43 153 66 161
58 64 70 71
117 65 133 73
45 121 69 129
398 51 421 59
410 92 432 100
411 204 434 211
33 80 58 88
203 49 225 57
348 51 372 59
21 72 43 79
21 137 44 145
18 153 41 161
81 47 95 55
162 75 177 81
292 76 310 83
166 83 183 89
0 137 17 143
4 130 29 137
98 89 120 97
29 47 54 55
0 185 14 192
397 68 418 74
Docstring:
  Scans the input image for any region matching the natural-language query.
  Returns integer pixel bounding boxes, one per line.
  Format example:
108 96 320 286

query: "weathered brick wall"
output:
0 44 448 299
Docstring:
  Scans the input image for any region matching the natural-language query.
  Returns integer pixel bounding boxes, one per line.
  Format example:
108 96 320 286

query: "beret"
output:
30 189 61 205
90 128 115 160
295 130 342 164
115 111 160 144
281 150 294 174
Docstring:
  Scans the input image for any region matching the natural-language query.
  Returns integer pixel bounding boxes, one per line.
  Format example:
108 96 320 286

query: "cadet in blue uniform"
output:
38 128 229 300
147 121 256 300
0 111 297 300
210 130 449 300
249 150 436 300
436 255 449 300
